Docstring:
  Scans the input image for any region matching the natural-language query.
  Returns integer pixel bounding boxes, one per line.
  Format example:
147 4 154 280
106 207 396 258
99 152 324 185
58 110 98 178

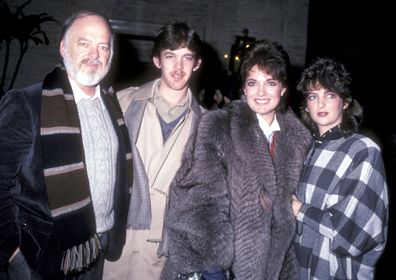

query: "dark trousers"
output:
202 267 228 280
5 252 33 280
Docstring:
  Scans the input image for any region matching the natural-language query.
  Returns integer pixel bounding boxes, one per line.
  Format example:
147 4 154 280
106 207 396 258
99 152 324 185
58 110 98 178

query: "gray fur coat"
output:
161 101 311 279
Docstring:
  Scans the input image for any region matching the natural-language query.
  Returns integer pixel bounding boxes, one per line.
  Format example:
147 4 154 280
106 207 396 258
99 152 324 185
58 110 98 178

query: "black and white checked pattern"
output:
293 132 389 280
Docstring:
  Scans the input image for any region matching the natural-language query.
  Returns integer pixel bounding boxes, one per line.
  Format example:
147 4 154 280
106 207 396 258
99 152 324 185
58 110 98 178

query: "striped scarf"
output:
40 66 115 274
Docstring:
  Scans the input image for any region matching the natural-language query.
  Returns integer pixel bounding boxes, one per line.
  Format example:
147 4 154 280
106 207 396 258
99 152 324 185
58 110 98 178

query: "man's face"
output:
60 15 112 87
153 47 201 93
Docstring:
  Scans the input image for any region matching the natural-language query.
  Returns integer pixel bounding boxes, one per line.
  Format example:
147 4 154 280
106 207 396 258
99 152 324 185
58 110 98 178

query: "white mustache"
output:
82 59 102 66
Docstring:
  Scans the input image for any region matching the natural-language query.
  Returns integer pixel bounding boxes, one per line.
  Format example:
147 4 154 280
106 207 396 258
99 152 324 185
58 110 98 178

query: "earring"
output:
305 107 309 112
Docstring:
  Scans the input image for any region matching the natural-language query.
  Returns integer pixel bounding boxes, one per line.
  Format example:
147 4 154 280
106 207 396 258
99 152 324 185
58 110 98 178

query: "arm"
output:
296 147 388 258
0 91 33 269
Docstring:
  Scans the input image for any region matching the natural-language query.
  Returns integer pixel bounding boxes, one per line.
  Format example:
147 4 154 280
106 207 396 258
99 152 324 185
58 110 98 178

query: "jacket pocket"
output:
18 214 53 270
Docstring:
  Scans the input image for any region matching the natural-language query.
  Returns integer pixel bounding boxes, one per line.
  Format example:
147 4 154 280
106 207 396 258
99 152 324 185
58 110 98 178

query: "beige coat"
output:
103 79 204 279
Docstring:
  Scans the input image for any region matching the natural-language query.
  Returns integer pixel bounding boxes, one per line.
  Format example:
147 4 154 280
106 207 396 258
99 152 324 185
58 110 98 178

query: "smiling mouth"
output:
255 99 270 104
82 59 101 67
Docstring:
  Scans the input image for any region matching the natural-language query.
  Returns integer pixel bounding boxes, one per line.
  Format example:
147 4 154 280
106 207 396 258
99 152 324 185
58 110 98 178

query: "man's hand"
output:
9 248 20 262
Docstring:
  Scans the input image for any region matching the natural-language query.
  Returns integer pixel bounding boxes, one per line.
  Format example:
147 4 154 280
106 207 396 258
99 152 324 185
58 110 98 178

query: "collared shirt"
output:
312 124 344 148
152 84 190 123
256 113 280 143
68 77 102 104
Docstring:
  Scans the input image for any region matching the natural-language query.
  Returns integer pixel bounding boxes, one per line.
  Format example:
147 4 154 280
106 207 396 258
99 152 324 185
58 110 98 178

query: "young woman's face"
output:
305 85 347 135
243 65 286 125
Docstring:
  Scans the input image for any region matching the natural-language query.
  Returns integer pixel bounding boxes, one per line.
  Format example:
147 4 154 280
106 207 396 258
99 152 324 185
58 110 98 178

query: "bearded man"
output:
0 10 132 280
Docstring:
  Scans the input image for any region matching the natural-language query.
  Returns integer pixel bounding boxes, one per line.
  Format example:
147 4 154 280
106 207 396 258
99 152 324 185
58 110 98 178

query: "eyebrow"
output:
161 51 194 56
77 37 110 45
245 77 276 81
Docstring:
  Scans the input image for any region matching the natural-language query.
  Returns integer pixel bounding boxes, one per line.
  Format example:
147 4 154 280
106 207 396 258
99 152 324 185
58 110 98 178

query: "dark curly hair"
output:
239 39 291 112
297 58 363 136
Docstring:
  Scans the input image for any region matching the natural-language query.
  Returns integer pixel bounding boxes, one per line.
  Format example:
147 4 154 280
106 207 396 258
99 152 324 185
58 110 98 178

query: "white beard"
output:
63 50 111 86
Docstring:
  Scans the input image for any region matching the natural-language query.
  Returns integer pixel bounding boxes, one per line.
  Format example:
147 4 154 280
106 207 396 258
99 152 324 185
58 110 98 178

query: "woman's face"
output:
243 65 286 125
305 85 347 135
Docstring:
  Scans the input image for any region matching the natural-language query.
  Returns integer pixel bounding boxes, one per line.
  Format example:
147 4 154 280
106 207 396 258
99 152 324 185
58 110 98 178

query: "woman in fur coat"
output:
160 40 312 280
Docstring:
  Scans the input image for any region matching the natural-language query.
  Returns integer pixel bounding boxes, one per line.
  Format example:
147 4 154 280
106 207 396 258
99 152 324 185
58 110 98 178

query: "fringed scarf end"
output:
61 235 100 275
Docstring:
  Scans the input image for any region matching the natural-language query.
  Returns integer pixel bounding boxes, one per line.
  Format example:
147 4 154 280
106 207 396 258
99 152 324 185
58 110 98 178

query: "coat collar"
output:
133 79 204 118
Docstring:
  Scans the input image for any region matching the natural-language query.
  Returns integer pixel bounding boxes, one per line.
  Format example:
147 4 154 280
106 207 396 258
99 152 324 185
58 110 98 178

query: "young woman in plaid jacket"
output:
291 58 389 280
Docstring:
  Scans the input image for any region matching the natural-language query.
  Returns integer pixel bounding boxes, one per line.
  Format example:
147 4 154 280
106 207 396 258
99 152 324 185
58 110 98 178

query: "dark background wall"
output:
1 0 394 276
0 0 309 91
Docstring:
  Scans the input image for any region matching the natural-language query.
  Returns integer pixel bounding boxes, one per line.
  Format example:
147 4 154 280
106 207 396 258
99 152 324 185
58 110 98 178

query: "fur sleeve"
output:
161 110 234 279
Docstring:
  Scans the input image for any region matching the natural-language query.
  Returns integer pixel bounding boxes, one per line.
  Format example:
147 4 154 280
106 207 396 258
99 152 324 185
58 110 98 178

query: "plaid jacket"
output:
293 130 389 280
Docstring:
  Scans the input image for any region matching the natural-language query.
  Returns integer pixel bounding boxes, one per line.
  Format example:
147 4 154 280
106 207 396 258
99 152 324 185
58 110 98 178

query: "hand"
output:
291 194 303 218
9 248 20 262
259 191 272 211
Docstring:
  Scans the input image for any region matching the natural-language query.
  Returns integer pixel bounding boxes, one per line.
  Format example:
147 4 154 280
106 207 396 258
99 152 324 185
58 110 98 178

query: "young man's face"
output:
153 47 201 93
